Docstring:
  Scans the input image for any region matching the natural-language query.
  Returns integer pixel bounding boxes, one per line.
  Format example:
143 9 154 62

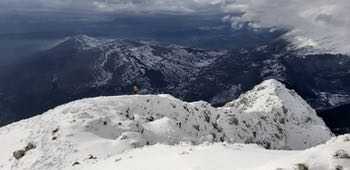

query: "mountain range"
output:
0 35 349 134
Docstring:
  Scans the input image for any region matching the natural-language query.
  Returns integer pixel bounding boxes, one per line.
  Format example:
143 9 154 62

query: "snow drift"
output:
76 135 350 170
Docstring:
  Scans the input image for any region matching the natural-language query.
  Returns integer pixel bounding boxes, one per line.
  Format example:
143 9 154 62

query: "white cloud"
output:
222 0 350 54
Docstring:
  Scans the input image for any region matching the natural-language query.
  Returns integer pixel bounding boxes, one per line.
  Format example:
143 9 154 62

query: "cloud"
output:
0 0 221 13
222 0 350 54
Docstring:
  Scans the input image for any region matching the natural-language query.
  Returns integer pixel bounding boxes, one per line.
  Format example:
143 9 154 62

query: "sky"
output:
0 0 349 54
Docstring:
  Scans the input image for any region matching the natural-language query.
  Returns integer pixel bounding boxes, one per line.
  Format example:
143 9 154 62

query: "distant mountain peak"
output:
60 35 108 50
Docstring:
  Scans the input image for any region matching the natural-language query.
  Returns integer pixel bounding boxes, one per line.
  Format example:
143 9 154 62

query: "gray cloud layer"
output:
1 0 349 54
0 0 221 12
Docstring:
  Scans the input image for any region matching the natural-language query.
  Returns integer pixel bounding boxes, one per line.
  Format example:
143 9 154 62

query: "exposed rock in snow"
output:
0 80 333 170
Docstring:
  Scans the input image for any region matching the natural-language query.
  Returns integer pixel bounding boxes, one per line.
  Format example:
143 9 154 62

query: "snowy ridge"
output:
0 80 333 170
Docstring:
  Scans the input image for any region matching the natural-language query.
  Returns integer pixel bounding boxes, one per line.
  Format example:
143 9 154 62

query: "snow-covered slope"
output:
0 80 332 170
76 135 350 170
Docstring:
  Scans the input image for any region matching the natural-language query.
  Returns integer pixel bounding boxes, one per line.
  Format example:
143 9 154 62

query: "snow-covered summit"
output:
0 80 333 170
226 79 311 113
225 79 333 149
